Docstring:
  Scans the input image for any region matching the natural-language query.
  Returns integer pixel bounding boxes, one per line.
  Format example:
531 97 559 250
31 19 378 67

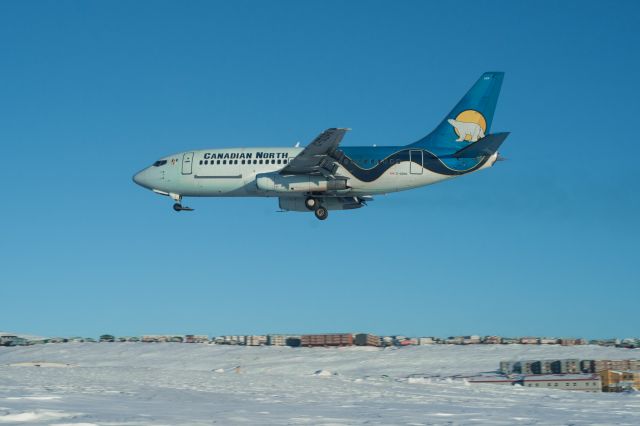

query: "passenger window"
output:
235 160 238 164
241 160 245 164
217 160 220 164
223 160 227 165
253 160 257 164
259 160 263 164
204 160 208 165
271 159 275 164
277 159 281 164
199 160 203 165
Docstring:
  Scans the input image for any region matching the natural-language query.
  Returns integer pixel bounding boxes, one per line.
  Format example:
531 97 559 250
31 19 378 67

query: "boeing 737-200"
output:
133 72 509 220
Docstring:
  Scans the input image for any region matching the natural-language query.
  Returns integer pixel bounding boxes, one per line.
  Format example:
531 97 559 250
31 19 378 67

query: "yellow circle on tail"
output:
454 110 487 141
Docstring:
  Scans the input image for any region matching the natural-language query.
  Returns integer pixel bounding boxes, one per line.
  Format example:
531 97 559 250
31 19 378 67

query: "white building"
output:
267 335 287 346
245 335 267 346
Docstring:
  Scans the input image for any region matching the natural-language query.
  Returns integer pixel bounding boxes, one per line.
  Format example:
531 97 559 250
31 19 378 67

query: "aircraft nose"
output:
133 168 153 189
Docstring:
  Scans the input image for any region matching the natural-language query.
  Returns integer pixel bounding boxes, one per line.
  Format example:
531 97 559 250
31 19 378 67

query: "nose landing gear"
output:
173 203 194 212
170 193 193 212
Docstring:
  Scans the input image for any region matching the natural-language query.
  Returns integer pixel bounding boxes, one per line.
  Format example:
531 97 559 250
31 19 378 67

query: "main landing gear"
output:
170 193 193 212
306 196 328 220
314 205 328 221
304 196 318 210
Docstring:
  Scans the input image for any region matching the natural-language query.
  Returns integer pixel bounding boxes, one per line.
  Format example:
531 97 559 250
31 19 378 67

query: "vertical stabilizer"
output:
409 72 504 156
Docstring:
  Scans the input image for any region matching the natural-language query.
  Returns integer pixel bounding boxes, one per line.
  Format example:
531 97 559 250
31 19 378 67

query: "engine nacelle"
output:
279 197 364 212
256 173 348 193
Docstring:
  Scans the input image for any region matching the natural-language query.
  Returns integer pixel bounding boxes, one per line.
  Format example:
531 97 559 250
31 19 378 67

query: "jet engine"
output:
256 173 348 193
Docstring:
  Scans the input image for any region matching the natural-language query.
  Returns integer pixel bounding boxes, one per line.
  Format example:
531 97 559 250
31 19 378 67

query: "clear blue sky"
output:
1 1 638 339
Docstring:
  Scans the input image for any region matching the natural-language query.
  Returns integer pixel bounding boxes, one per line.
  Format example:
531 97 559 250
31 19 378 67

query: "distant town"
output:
469 358 640 393
2 332 639 393
1 332 639 348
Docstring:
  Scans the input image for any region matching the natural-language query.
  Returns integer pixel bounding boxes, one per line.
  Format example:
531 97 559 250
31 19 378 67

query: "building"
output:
600 370 640 392
539 338 559 345
142 335 175 343
184 335 209 343
499 361 517 374
520 337 539 345
469 376 520 386
215 335 247 345
550 359 580 374
379 336 394 347
462 336 481 345
301 333 353 347
580 360 595 373
502 358 640 376
590 338 620 346
266 335 287 346
285 337 301 347
417 337 436 345
0 334 28 346
470 374 601 392
245 335 267 346
354 333 380 347
483 336 502 344
522 374 601 392
594 360 640 372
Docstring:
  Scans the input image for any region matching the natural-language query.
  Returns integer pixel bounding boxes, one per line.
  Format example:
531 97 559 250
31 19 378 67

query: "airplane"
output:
133 72 509 220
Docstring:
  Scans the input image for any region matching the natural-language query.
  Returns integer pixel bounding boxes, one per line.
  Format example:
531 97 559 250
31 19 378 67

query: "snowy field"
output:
1 343 639 425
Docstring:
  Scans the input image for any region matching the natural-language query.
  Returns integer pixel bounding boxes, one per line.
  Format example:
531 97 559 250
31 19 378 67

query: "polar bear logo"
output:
448 118 485 142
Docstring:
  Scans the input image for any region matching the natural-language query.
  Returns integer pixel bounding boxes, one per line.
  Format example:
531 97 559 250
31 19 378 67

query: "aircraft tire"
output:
173 203 182 212
314 206 328 221
305 197 317 211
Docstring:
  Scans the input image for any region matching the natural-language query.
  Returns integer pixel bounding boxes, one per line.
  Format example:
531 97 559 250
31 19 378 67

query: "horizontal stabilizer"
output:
452 132 510 158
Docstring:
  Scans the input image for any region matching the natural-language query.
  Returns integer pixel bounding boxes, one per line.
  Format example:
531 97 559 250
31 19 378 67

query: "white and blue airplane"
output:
133 72 509 220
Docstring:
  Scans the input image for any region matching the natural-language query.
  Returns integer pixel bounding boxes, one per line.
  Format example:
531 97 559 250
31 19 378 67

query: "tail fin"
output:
409 72 504 156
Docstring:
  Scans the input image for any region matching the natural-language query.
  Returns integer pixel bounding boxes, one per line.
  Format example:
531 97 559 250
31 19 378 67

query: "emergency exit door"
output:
410 150 423 174
182 152 194 175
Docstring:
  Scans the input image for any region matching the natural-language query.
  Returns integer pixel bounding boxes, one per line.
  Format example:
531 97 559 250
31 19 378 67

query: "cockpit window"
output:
153 160 167 167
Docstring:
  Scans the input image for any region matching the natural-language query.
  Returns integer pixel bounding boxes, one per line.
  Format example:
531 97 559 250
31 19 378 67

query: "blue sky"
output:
1 1 638 339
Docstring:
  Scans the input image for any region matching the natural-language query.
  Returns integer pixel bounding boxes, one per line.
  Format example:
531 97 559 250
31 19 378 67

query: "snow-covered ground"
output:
1 343 638 425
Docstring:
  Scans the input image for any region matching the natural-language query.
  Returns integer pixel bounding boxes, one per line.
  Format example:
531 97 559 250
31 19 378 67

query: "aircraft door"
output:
410 150 423 174
182 152 194 175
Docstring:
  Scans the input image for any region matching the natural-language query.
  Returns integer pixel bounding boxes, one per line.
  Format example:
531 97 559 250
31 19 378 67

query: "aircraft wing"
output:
280 128 349 176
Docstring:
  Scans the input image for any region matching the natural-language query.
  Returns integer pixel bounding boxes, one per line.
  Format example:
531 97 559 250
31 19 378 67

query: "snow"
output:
0 343 639 425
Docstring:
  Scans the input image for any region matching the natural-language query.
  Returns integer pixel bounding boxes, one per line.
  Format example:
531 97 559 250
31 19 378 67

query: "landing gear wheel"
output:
305 197 317 211
173 203 183 212
314 206 328 221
